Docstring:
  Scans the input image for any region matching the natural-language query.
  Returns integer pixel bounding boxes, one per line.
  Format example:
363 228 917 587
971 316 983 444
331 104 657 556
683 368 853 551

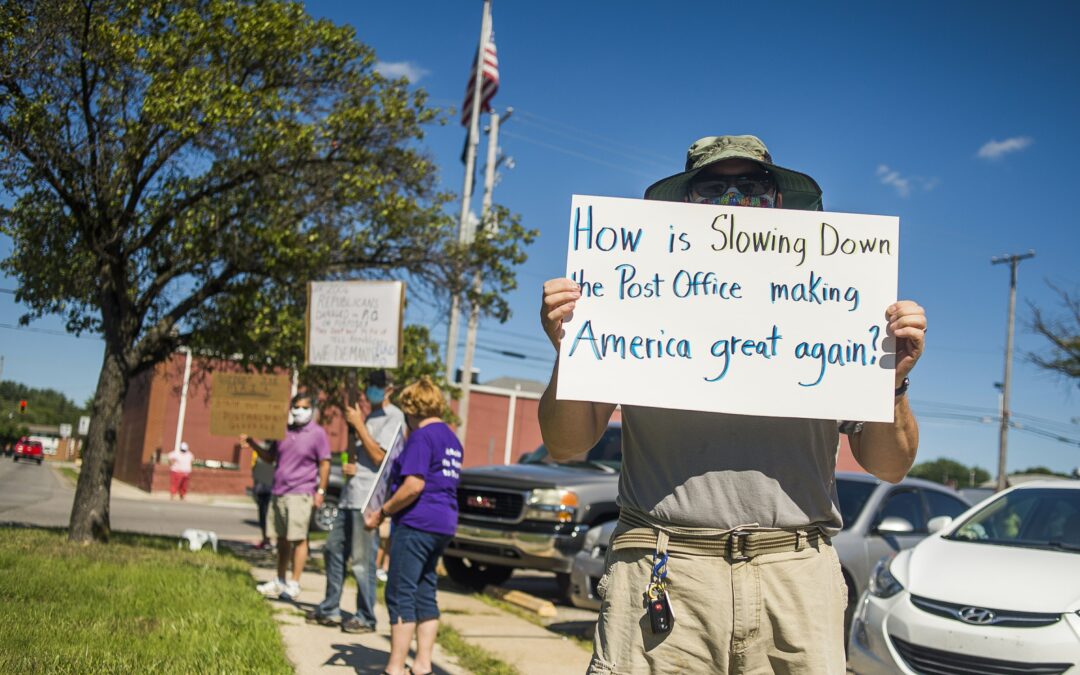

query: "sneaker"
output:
281 579 301 599
341 617 376 634
305 610 340 626
256 578 285 597
376 568 388 583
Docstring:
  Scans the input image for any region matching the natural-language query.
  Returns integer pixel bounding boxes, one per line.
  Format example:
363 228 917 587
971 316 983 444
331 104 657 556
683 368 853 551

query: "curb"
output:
483 585 558 618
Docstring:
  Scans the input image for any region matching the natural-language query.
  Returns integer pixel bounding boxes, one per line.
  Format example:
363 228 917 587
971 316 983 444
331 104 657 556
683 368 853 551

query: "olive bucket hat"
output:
643 135 824 211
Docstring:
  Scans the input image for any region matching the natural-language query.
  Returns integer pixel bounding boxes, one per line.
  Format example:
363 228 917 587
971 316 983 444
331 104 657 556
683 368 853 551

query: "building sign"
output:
306 280 405 368
209 372 291 440
556 195 899 422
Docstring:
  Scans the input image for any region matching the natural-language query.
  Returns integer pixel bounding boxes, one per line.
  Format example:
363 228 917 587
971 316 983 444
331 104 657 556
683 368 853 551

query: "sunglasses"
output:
690 172 776 198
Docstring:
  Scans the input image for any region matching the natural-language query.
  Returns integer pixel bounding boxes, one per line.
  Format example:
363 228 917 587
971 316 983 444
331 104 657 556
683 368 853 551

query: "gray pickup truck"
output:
443 424 622 599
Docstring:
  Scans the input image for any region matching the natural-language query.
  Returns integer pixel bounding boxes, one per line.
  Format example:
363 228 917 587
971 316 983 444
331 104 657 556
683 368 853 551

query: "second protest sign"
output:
556 195 900 422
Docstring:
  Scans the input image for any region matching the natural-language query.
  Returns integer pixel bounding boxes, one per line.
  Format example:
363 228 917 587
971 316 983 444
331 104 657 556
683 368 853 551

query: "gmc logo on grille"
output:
468 495 497 509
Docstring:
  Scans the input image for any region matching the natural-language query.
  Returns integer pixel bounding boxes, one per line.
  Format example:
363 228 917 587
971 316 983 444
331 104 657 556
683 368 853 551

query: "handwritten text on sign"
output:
209 372 291 440
556 195 900 422
307 280 405 368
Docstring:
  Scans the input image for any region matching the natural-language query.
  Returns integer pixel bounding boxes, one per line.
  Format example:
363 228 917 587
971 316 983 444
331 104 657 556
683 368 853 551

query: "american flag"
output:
460 29 499 127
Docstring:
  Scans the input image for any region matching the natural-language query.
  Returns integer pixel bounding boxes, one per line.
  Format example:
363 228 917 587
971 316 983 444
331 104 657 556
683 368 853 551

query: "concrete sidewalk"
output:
251 566 592 675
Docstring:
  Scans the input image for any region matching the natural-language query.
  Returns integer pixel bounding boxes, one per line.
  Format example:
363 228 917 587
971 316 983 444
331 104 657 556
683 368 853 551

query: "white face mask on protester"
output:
290 406 313 426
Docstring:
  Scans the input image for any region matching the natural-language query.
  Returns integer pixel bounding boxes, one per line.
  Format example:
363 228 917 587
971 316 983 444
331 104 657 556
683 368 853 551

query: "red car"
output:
13 437 44 465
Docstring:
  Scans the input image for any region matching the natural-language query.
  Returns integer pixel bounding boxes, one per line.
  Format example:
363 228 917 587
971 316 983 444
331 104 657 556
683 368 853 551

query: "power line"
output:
499 129 657 179
0 323 101 341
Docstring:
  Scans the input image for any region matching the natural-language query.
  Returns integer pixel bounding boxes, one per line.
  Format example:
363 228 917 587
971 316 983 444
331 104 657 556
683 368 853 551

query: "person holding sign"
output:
363 377 461 675
539 135 926 674
307 370 405 634
243 393 331 601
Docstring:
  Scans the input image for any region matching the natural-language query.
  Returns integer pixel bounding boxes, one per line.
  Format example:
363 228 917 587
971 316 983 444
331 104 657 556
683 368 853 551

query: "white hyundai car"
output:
848 480 1080 674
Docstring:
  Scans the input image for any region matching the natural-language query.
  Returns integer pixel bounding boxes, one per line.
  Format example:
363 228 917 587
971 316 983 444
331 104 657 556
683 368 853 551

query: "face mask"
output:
366 386 385 405
290 407 313 426
689 187 777 208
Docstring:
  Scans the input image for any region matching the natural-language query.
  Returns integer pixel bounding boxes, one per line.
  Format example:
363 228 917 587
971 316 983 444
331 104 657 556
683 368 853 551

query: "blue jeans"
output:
316 508 379 627
385 524 452 624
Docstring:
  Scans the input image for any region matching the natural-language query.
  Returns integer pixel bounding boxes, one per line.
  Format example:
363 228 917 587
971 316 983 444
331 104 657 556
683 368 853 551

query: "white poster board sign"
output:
59 424 72 439
556 195 900 422
306 280 405 368
77 415 90 436
361 424 405 516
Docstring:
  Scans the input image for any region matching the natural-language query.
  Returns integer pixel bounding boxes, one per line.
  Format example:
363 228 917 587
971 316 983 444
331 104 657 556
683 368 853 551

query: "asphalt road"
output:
0 458 261 540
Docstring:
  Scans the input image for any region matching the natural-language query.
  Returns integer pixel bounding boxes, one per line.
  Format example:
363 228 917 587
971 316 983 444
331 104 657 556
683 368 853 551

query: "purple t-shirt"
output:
272 422 331 496
390 422 461 536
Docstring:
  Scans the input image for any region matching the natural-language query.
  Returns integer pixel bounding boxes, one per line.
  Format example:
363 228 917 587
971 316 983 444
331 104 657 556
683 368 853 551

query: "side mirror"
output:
927 515 953 534
875 516 915 534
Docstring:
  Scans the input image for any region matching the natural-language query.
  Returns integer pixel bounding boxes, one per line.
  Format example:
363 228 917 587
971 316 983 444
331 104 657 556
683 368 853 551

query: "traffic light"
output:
19 400 26 415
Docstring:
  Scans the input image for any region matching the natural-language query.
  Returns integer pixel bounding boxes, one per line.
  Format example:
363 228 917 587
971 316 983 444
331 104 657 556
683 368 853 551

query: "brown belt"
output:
611 509 828 561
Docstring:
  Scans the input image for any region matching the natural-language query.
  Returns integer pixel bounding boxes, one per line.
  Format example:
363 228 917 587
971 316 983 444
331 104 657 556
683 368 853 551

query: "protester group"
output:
243 371 462 675
235 133 927 675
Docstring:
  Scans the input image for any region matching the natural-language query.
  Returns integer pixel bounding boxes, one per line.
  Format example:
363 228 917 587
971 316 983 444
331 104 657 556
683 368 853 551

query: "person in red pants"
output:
168 441 194 500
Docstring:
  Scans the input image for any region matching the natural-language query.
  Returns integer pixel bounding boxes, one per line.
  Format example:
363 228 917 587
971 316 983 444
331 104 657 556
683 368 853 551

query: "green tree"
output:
0 381 89 426
908 458 990 487
1027 283 1080 386
0 1 533 543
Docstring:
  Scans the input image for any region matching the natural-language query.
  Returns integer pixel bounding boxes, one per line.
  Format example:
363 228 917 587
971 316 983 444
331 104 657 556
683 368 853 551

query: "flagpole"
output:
445 0 492 390
458 108 503 444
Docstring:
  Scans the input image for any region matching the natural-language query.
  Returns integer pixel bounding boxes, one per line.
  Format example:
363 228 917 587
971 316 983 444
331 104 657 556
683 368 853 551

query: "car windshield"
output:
836 478 877 530
945 487 1080 552
520 427 622 471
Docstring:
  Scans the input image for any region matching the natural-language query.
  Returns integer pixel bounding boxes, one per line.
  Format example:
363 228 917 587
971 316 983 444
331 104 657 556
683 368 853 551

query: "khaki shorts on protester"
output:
267 493 314 541
589 541 847 674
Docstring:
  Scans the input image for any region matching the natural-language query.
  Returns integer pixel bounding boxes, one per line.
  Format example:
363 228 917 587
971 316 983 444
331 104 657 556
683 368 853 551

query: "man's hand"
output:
363 509 382 530
541 278 581 351
887 300 927 386
314 492 325 508
344 402 367 432
342 462 358 477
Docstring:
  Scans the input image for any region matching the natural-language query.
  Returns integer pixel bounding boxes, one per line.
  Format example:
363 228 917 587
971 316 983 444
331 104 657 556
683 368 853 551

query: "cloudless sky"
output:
2 1 1078 476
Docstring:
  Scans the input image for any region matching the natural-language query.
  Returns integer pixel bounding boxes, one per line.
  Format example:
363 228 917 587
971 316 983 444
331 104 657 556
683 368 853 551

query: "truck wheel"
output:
443 556 513 591
555 572 572 602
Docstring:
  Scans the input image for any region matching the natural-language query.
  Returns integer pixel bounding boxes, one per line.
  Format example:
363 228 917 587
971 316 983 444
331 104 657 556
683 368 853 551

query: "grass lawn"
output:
0 527 292 674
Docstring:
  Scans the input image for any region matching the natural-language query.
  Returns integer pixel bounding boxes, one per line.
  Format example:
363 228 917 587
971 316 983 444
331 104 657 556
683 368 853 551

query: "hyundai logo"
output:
958 606 997 624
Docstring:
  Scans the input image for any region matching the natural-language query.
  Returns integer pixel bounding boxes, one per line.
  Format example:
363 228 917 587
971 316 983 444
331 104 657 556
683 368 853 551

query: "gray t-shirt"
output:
338 403 405 509
618 405 843 536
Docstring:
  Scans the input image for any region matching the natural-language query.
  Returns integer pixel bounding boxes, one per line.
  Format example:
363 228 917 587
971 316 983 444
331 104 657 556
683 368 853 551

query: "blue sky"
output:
2 1 1078 476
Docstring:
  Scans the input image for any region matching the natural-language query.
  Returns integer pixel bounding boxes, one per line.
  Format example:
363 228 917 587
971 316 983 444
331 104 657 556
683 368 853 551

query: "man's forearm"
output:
538 359 617 460
851 395 919 483
353 422 386 466
317 460 330 491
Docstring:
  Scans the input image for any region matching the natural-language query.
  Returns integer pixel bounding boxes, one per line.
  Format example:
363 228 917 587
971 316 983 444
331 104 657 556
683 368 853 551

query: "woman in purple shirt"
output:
364 377 460 675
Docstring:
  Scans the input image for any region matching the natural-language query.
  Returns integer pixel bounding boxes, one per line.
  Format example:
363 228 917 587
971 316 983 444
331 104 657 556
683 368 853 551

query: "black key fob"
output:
648 591 674 634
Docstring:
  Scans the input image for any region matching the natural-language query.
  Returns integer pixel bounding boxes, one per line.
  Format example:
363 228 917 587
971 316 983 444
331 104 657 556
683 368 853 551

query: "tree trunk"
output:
68 348 130 544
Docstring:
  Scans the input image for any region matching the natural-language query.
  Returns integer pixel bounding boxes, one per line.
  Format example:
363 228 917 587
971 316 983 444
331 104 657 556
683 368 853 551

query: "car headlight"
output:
523 488 579 522
868 557 903 598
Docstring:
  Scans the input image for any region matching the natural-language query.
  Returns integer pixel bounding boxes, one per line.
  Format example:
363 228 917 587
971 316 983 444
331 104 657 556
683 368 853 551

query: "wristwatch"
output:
894 377 910 397
316 487 326 496
380 506 391 518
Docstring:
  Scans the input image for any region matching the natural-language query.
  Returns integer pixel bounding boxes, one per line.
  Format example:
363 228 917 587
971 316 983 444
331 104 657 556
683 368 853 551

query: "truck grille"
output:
890 635 1072 674
457 486 525 522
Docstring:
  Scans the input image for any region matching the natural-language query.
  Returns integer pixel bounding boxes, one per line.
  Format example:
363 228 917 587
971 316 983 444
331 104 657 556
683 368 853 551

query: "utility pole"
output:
458 108 511 442
991 250 1035 491
445 0 492 388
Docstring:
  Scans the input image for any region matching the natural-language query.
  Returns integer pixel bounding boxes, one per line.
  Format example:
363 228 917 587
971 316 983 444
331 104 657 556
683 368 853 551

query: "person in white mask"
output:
243 392 331 600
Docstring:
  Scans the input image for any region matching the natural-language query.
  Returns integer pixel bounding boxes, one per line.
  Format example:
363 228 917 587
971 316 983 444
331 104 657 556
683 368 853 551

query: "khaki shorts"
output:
589 540 847 674
267 493 313 542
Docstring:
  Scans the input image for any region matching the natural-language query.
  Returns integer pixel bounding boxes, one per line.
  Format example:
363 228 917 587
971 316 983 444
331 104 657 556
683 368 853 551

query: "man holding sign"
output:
539 135 926 674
